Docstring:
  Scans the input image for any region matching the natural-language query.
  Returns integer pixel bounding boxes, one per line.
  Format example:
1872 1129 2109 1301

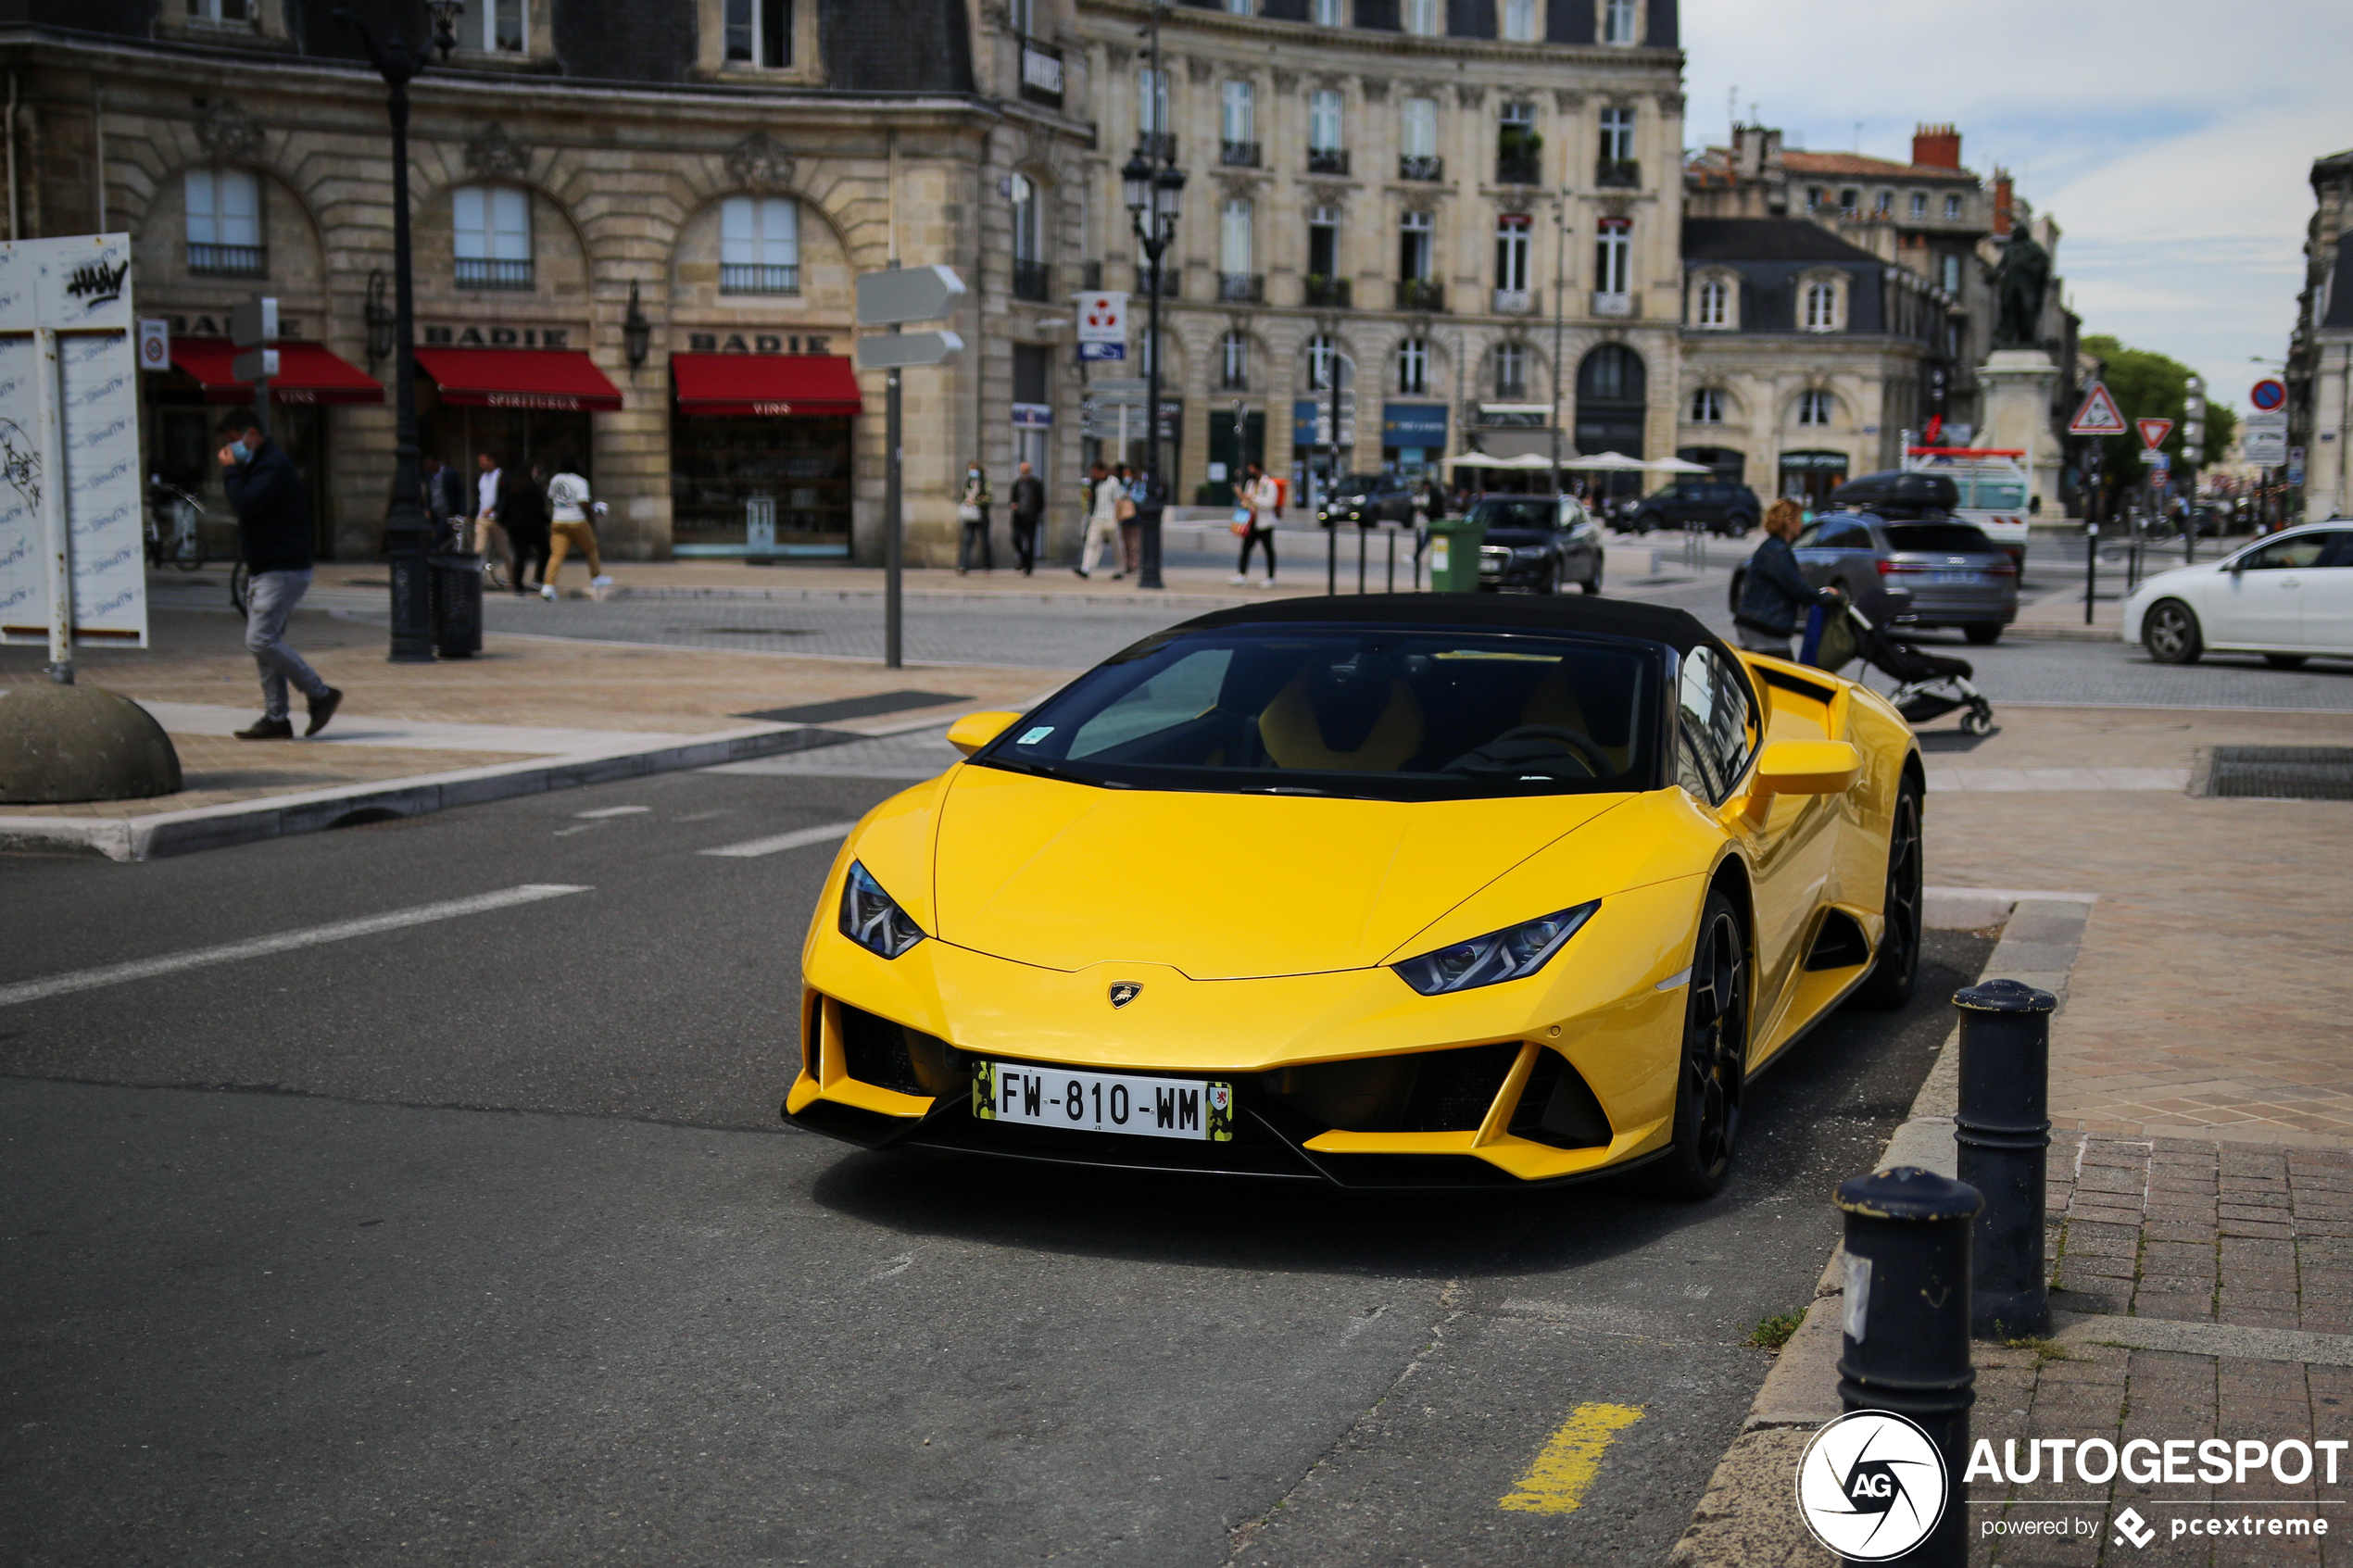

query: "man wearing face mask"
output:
218 408 340 739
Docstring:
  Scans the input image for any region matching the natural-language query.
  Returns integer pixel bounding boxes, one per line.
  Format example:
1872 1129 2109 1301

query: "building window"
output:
1220 330 1250 390
454 184 533 289
1803 278 1838 331
195 0 253 20
1314 0 1342 21
1399 209 1433 282
1010 0 1032 34
1401 96 1438 159
481 0 525 52
1693 275 1728 328
1690 387 1723 423
1398 337 1428 395
1220 197 1253 275
1805 185 1822 212
1403 0 1441 34
720 194 799 294
1502 0 1537 39
1495 215 1530 294
1222 81 1254 144
1010 176 1047 300
185 167 264 276
1797 388 1831 426
1944 193 1962 219
1308 205 1340 279
1839 187 1858 215
1874 189 1893 216
1139 68 1169 139
1598 106 1635 165
1940 253 1960 295
1603 0 1638 44
1494 342 1526 399
1908 191 1926 218
1594 218 1630 298
1225 0 1252 11
1307 332 1340 391
1309 90 1344 153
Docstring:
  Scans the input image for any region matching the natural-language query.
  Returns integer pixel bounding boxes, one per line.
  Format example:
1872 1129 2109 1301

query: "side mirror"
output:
947 710 1024 758
1743 740 1862 824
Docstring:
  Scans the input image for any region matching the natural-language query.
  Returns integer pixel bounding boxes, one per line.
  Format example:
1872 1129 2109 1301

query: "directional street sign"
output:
230 295 278 348
854 329 964 370
2250 378 2286 411
232 346 280 383
854 264 966 327
2136 417 2173 451
2067 382 2127 436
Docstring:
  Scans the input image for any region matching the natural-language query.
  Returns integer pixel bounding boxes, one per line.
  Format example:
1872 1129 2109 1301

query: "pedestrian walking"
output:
1009 460 1045 575
473 451 510 588
1732 496 1843 658
541 457 610 597
1230 461 1278 587
501 461 553 596
957 461 994 574
217 408 340 740
422 455 467 552
1074 461 1122 580
1117 463 1143 577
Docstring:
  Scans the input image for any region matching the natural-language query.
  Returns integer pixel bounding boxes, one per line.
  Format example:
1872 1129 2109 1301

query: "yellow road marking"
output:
1498 1402 1646 1514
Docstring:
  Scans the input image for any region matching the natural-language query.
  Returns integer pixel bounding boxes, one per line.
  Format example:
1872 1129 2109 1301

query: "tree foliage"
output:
2079 336 2236 499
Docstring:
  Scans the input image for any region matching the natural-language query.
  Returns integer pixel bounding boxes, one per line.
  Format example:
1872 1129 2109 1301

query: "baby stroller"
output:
1803 600 1994 736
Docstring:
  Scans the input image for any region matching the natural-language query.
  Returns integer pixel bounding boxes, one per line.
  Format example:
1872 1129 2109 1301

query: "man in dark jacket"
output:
1008 461 1046 576
1733 497 1842 658
219 409 340 739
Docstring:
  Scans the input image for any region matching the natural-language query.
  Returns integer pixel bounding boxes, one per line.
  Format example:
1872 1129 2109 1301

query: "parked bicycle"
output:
145 477 208 571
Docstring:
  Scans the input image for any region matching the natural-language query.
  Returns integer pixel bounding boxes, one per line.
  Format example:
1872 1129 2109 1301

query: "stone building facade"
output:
2 0 1095 565
2287 148 2353 521
1064 0 1687 501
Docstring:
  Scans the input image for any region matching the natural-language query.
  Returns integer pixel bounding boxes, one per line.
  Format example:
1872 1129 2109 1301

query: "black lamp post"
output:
1121 19 1184 592
338 0 461 664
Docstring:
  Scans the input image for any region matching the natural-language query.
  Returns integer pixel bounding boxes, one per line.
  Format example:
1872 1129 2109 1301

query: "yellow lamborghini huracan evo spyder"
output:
785 596 1922 1196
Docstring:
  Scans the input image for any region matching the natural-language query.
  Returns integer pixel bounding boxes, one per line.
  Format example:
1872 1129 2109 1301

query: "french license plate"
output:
1930 569 1979 584
974 1060 1234 1142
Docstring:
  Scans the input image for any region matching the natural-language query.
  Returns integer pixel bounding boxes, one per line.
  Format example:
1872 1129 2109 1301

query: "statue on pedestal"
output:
1989 226 2052 351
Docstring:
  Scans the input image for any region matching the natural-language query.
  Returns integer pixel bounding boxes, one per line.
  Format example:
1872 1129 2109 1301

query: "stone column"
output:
1979 347 2060 513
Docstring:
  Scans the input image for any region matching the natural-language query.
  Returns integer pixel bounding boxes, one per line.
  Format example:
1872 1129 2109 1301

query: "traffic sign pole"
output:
856 262 966 671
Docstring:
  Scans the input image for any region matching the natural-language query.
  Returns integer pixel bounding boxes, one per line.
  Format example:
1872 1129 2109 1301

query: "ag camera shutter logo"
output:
1795 1410 1949 1560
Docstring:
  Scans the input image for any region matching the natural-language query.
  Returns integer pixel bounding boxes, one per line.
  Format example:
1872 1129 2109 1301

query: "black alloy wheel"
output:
1537 555 1562 596
1654 890 1749 1199
2144 599 2203 665
1580 562 1603 596
1855 777 1924 1010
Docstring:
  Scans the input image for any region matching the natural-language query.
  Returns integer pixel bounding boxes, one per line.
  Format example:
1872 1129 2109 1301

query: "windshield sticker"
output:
1017 725 1055 745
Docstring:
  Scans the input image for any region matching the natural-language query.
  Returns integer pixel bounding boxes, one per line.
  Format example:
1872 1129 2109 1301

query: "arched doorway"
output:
1576 343 1647 504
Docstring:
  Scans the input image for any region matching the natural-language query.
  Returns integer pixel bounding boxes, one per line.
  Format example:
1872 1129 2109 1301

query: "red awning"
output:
414 348 623 412
672 353 862 418
169 340 384 406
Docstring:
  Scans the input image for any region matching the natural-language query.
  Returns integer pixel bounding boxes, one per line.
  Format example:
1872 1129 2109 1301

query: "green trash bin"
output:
1425 514 1487 593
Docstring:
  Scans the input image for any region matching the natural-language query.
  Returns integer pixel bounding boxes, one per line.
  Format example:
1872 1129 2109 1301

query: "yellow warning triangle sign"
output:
2069 383 2128 436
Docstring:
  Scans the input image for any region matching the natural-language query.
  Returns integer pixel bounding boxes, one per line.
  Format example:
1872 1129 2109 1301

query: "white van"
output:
1905 451 2030 567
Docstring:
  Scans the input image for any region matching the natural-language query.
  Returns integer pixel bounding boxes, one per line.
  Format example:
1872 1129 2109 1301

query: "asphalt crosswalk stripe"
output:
0 884 592 1010
697 822 860 859
1498 1401 1646 1514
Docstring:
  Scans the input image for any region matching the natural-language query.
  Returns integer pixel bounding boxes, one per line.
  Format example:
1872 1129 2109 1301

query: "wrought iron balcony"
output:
1019 39 1063 108
1220 140 1260 168
1398 154 1443 182
720 262 800 295
455 257 534 291
1394 278 1445 312
1133 264 1179 299
1491 288 1534 316
1012 258 1051 303
1307 146 1350 176
187 243 266 277
1217 272 1264 303
1595 158 1641 189
1495 151 1542 186
1138 132 1178 164
1080 259 1103 290
1302 274 1353 308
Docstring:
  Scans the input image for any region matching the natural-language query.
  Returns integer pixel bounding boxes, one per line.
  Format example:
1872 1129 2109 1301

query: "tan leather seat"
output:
1518 661 1629 773
1256 668 1425 771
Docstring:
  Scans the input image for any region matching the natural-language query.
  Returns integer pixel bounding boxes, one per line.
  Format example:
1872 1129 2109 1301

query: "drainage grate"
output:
2201 746 2353 801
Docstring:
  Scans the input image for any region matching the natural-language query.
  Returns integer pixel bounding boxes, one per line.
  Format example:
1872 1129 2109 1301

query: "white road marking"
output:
869 1253 915 1283
0 884 591 1010
573 806 651 819
698 822 859 859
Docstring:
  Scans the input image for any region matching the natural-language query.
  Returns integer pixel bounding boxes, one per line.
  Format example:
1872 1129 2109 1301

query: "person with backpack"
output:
1229 461 1278 587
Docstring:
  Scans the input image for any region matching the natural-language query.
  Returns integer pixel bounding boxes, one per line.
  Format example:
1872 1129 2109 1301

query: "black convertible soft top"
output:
1176 592 1723 657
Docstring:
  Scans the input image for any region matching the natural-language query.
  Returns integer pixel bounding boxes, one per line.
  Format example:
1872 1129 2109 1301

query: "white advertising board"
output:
0 232 147 649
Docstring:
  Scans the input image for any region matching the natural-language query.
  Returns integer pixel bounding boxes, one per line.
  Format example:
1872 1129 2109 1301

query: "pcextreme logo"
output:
1795 1410 1948 1560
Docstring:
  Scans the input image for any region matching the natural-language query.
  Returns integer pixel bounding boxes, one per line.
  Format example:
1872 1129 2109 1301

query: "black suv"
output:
1626 478 1761 537
1317 472 1420 527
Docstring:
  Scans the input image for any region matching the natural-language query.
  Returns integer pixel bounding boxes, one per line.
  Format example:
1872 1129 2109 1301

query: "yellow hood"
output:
931 764 1629 979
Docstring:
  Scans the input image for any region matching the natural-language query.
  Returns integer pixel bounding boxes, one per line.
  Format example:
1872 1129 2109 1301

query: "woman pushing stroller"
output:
1734 498 1845 658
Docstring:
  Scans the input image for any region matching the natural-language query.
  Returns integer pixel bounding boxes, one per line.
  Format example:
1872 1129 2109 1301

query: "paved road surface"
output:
1 761 1987 1567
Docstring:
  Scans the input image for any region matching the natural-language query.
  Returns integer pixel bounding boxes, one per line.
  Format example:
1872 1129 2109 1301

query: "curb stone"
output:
1666 895 2095 1567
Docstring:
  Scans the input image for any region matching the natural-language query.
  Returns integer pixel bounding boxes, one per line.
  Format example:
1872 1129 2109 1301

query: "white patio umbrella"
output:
1557 451 1648 471
1645 455 1717 474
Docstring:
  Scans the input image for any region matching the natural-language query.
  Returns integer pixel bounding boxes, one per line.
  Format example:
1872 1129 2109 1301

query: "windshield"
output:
1469 498 1560 531
1337 473 1388 494
1964 479 2027 508
1883 522 1996 554
976 626 1660 802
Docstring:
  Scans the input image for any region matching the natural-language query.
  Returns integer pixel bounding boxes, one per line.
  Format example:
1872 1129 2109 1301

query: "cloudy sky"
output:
1683 0 2353 417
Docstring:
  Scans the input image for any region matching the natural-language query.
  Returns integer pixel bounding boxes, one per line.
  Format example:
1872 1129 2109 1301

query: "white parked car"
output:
2122 521 2353 667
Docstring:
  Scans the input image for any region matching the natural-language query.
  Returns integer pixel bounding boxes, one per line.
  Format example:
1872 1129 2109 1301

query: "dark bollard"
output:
1834 1166 1981 1568
1956 978 2057 1337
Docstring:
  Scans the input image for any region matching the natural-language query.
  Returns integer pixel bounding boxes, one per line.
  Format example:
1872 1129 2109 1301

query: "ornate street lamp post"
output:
1121 6 1184 592
338 0 461 663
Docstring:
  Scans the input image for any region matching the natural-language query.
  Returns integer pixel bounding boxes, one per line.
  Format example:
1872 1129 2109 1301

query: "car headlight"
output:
840 861 925 959
1391 901 1598 996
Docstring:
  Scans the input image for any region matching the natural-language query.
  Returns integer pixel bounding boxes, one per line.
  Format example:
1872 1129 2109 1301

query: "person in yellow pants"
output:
540 458 611 599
